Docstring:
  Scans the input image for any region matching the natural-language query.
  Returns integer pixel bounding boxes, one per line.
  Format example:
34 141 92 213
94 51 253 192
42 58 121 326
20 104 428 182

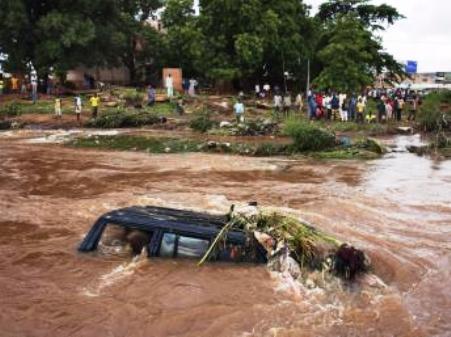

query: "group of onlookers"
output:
305 92 369 123
376 93 420 122
0 72 40 103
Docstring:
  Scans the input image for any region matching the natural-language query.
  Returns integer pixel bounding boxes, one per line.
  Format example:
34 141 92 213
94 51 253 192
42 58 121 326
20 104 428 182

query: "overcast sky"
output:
306 0 451 72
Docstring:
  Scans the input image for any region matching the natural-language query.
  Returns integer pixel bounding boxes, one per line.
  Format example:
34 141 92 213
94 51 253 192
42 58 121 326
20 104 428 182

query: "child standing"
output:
89 93 100 118
356 98 365 123
74 95 82 123
234 99 245 124
54 97 62 119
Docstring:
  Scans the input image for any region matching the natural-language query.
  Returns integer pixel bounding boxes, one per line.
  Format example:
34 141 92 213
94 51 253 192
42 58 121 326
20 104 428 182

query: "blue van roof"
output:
78 206 248 252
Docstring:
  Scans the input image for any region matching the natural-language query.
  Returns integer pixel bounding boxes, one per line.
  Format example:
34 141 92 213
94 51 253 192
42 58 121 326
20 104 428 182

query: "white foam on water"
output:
81 249 147 297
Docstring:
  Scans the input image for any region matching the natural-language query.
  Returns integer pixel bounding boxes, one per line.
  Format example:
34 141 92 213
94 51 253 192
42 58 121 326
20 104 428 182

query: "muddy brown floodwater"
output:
0 131 450 337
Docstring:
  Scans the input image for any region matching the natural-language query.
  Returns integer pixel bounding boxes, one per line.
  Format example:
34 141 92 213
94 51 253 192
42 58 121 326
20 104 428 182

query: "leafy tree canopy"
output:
317 0 404 30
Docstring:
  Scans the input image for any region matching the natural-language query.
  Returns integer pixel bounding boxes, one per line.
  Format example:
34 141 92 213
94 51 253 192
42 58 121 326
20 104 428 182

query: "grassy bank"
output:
0 98 175 117
67 133 384 160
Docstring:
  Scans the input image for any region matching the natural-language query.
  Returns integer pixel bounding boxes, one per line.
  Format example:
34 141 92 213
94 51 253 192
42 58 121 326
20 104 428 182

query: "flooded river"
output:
0 132 450 336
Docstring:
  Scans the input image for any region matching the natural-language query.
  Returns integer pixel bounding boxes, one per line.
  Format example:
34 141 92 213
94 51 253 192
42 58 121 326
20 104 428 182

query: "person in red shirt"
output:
315 93 323 118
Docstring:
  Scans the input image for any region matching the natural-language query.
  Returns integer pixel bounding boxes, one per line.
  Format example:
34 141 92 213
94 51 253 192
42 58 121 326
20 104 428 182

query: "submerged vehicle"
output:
79 206 267 263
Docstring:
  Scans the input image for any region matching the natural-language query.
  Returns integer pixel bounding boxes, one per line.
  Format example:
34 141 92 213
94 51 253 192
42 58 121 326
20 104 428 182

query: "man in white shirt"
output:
74 95 82 124
255 84 260 98
295 93 303 113
339 93 347 121
165 73 174 98
263 83 271 97
324 94 332 120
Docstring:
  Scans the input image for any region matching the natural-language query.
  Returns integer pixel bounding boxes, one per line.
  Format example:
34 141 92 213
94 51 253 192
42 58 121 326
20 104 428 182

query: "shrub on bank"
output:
417 91 451 131
123 89 145 107
284 118 336 152
0 101 22 118
190 112 216 133
85 109 163 128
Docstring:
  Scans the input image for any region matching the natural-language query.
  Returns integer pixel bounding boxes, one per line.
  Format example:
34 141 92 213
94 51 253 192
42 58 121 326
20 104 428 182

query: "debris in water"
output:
200 204 371 282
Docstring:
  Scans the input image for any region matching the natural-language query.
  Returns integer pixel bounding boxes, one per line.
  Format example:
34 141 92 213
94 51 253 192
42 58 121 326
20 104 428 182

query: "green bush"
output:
283 118 336 152
0 101 22 117
122 89 145 107
70 135 200 153
418 91 451 131
86 109 161 128
190 112 216 133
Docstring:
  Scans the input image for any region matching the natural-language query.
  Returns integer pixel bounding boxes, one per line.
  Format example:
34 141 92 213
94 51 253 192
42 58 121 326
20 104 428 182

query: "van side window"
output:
177 236 209 258
159 233 176 257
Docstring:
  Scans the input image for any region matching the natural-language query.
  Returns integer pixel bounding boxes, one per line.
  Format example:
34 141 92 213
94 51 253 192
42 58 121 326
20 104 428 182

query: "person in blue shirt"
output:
234 98 245 124
147 84 156 106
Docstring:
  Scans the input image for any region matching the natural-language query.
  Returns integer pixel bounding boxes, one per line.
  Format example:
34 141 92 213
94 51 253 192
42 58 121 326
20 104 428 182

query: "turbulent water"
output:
0 131 450 337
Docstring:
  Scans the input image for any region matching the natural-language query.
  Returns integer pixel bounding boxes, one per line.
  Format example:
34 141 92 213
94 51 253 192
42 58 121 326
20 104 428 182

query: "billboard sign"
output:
405 61 418 74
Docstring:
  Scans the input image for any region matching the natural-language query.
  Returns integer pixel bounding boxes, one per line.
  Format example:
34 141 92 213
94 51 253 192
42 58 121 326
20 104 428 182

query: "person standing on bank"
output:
234 98 245 124
165 73 174 98
273 92 283 120
74 94 82 124
376 97 386 123
295 92 303 114
147 84 156 106
408 95 418 121
30 70 38 104
54 97 62 119
349 94 357 121
394 96 402 122
89 93 100 118
188 78 197 97
283 92 292 118
356 98 365 123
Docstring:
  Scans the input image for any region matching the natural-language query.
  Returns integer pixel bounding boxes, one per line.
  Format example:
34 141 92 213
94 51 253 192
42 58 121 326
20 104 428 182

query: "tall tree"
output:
161 0 204 77
313 0 405 91
0 0 120 75
317 0 404 30
113 0 165 84
197 0 312 88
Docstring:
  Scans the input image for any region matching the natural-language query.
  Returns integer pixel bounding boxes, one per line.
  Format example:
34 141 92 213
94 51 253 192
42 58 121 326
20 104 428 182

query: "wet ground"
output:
0 131 450 337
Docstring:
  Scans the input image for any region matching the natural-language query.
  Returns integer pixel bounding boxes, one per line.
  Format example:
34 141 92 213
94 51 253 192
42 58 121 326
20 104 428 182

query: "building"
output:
398 72 451 90
66 66 131 88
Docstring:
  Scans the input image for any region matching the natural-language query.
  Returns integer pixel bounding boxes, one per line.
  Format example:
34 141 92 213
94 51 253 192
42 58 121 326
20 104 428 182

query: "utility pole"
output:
306 59 310 99
282 51 287 93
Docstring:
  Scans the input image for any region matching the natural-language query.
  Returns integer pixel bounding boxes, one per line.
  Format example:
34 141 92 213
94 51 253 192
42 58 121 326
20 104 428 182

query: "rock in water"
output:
219 121 232 128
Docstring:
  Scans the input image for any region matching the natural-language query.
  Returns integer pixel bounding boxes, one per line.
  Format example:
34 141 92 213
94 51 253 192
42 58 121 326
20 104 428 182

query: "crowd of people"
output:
0 70 58 104
244 83 423 124
305 91 369 123
1 70 423 127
